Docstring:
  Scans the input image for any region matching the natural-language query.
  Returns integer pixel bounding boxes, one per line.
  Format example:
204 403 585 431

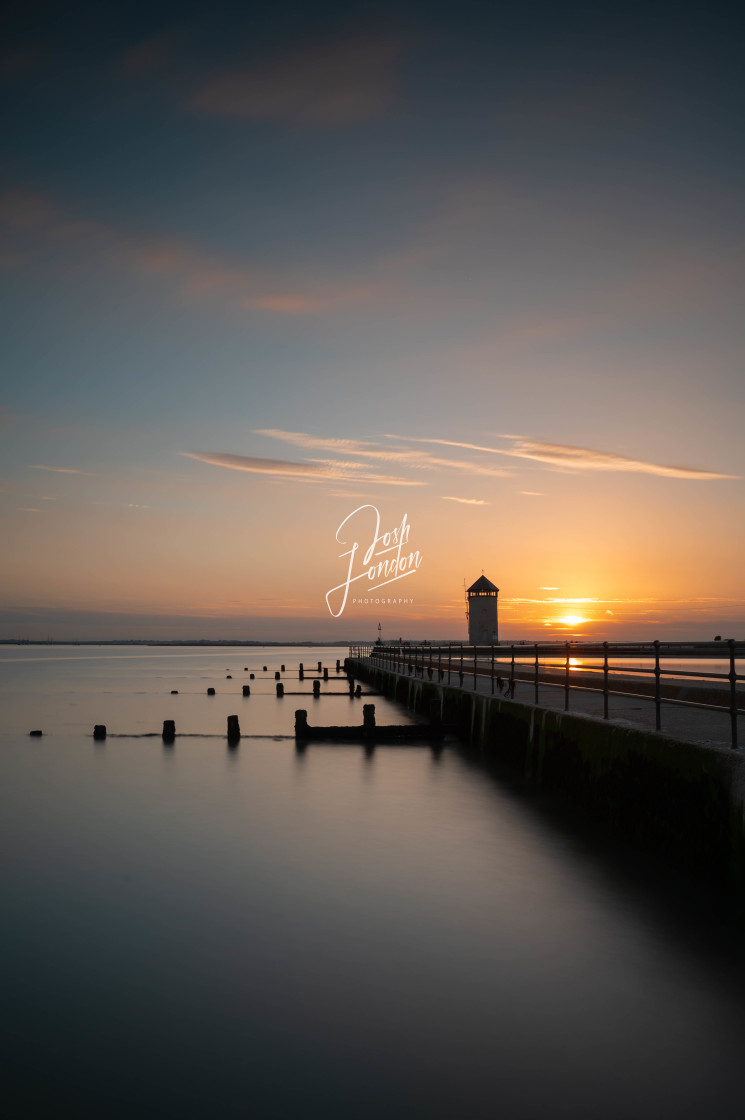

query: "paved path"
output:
371 662 740 751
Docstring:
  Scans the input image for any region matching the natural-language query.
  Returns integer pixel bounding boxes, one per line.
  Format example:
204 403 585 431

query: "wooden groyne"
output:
346 657 745 886
294 704 450 743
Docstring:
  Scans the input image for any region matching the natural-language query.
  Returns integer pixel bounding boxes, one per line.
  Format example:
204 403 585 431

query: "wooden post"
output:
654 640 661 732
207 687 216 695
313 679 321 697
363 704 376 734
162 720 175 743
243 685 250 696
603 642 609 720
227 715 240 743
564 642 570 711
729 639 739 750
295 710 309 739
276 682 284 697
93 724 106 740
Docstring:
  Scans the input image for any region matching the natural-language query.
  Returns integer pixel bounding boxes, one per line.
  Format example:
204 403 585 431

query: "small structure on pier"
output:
467 574 499 643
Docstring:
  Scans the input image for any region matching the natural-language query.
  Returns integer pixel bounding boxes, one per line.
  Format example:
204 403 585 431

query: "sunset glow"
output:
0 2 742 643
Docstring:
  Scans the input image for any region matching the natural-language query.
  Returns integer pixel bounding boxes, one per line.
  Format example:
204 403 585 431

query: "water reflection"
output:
3 648 745 1119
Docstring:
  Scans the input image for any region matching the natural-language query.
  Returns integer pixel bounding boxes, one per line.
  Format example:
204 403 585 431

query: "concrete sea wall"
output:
347 658 745 885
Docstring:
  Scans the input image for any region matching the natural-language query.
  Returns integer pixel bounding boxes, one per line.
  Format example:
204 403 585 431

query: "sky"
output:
1 0 743 642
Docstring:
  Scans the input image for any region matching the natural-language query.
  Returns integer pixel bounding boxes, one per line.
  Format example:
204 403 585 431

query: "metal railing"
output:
348 640 744 749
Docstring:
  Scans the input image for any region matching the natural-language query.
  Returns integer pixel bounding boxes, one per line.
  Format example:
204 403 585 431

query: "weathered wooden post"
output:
363 704 376 735
281 664 285 672
275 671 280 680
355 684 362 697
654 640 661 732
323 667 329 681
276 682 284 697
729 639 739 750
263 665 267 671
227 715 240 743
313 679 321 697
603 641 609 720
250 673 255 679
162 720 175 743
336 659 341 672
317 660 322 673
207 687 216 696
171 690 178 695
243 684 250 696
295 710 309 739
93 724 106 740
299 663 304 680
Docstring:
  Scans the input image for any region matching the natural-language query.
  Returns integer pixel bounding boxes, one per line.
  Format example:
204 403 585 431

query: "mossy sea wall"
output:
346 658 745 885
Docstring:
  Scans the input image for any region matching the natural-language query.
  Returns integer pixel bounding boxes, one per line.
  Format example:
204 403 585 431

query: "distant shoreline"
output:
0 640 355 648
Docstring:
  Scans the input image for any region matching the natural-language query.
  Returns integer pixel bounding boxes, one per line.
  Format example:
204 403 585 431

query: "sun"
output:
557 614 588 626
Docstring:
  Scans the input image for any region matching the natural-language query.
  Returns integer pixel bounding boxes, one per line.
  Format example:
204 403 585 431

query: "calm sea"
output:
2 646 745 1119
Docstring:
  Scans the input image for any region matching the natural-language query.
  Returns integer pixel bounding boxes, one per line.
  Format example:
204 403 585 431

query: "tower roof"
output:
467 575 499 593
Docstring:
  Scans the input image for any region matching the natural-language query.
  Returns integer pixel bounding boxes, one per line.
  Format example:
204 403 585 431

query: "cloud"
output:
388 434 737 480
441 496 489 505
254 428 511 477
509 440 738 479
191 34 404 126
181 451 424 486
0 189 398 316
28 464 88 474
520 490 544 496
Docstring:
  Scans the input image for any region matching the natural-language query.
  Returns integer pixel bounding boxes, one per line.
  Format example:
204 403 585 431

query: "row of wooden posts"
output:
86 659 359 742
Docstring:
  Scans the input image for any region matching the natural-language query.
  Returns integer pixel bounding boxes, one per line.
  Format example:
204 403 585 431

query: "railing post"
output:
654 639 661 732
729 639 739 750
448 643 452 685
459 643 464 687
510 645 515 694
474 648 478 691
603 641 609 720
491 645 495 695
438 646 442 682
534 644 539 704
564 641 570 711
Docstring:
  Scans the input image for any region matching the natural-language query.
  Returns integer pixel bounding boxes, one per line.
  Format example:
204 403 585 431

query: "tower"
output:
467 574 499 644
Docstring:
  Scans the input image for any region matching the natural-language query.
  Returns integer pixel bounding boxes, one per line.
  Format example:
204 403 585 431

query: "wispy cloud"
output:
441 496 489 505
191 34 404 127
181 451 424 486
28 464 88 474
0 189 399 315
254 428 511 477
387 434 737 480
